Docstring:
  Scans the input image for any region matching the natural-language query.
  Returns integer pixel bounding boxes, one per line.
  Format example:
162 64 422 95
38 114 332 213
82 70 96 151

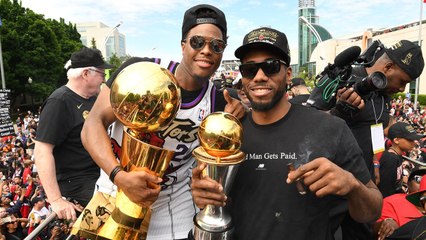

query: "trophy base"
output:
191 225 233 240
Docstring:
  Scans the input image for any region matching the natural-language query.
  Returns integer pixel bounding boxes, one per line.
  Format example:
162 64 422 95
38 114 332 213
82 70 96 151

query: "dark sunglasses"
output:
239 59 287 79
183 35 226 54
420 195 426 207
413 175 423 183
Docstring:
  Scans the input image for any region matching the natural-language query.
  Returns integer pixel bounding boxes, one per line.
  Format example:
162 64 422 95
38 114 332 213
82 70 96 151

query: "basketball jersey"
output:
95 59 217 239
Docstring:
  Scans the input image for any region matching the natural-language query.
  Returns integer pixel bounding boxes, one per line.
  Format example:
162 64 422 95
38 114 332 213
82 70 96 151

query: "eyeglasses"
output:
420 195 426 207
239 59 287 79
413 175 423 183
183 35 226 54
89 68 106 79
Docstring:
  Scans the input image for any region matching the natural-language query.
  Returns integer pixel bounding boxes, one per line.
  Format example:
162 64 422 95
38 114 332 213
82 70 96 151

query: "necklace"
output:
389 146 401 156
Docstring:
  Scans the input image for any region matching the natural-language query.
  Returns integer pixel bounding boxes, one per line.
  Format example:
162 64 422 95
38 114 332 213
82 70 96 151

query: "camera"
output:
348 71 387 98
306 40 387 111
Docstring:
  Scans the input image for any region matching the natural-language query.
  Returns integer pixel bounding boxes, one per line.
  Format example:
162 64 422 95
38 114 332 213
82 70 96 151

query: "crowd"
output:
0 3 425 240
0 110 71 240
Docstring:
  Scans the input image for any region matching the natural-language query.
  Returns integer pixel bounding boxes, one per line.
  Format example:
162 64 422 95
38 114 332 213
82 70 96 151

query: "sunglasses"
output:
183 35 226 54
413 175 423 183
239 59 287 79
420 195 426 207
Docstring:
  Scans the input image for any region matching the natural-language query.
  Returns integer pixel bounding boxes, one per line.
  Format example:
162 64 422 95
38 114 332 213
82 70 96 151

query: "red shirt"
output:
377 193 424 226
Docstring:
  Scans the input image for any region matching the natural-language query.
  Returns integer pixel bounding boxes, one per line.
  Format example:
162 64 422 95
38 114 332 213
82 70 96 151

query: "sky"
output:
19 0 426 63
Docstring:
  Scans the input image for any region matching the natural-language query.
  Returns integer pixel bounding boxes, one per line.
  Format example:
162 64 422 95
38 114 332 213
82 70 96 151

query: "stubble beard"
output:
247 84 286 112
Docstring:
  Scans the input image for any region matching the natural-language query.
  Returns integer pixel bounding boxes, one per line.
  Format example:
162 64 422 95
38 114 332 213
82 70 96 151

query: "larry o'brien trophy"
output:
192 112 245 240
70 62 181 240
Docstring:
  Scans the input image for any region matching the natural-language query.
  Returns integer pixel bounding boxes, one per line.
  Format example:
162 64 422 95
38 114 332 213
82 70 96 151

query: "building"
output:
298 0 332 75
310 20 426 94
76 22 126 60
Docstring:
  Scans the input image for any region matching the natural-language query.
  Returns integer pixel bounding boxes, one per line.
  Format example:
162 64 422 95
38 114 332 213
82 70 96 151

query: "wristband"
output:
109 166 123 183
373 161 380 168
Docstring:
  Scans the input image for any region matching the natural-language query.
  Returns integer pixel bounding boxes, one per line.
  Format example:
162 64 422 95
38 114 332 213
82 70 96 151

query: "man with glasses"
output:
34 47 112 221
191 27 382 239
374 166 426 239
81 4 244 240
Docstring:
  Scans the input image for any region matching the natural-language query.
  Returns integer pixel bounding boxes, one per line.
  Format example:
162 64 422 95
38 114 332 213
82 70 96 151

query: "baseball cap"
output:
406 176 426 206
181 4 227 42
235 27 290 65
408 166 426 182
388 122 425 140
290 77 306 89
68 47 113 70
385 40 424 80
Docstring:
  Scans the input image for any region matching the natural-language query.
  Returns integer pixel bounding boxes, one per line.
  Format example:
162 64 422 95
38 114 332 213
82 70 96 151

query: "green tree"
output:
0 0 83 110
297 66 316 90
91 37 96 49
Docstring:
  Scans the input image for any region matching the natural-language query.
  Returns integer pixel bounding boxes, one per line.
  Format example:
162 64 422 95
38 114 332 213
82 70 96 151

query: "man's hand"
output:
50 198 83 221
336 87 365 110
114 170 162 207
191 163 226 209
286 157 359 197
377 218 398 240
223 89 247 119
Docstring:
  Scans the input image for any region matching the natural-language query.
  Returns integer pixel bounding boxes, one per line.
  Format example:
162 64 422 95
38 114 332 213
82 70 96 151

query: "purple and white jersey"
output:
95 59 218 239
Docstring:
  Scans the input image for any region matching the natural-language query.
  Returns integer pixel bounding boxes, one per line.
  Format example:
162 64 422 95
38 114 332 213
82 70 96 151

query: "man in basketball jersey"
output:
81 4 245 240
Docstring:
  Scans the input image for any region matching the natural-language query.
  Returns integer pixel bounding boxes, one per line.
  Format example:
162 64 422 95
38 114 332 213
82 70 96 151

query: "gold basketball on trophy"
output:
110 61 181 133
198 112 243 158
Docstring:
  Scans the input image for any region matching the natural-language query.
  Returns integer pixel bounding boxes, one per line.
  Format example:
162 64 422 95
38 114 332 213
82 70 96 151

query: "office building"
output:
76 22 126 60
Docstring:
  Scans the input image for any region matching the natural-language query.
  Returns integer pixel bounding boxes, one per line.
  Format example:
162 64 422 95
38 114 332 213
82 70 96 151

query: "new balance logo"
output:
256 163 266 170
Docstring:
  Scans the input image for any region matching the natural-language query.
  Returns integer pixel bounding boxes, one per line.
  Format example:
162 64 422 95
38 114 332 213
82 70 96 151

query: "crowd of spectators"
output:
1 90 426 239
0 110 70 240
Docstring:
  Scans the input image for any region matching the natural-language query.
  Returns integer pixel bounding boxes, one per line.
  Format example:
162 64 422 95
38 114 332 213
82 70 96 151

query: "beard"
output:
246 84 286 111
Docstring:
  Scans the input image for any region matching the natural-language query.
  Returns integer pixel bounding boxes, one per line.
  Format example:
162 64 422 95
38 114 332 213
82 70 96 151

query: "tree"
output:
91 37 97 49
0 0 84 111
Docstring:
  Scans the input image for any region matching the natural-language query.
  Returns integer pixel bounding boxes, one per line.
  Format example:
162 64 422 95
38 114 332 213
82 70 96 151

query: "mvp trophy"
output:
71 62 181 240
192 112 245 240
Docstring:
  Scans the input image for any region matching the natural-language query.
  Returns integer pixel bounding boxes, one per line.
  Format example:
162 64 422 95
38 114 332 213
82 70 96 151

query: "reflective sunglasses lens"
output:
189 36 205 50
210 39 225 53
415 175 423 183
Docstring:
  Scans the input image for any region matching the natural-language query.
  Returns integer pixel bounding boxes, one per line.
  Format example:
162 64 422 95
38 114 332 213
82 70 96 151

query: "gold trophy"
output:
71 62 181 240
192 112 245 240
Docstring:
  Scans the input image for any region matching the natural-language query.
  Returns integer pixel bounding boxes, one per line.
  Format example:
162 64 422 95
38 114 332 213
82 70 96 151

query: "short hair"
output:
67 67 92 79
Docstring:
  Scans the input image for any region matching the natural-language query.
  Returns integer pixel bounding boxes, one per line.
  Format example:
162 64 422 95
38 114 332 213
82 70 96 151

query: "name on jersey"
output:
160 118 198 143
247 152 296 160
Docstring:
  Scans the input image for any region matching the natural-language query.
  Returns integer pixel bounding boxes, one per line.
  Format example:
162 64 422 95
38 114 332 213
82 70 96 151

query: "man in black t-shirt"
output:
191 27 382 240
34 47 113 220
330 40 424 239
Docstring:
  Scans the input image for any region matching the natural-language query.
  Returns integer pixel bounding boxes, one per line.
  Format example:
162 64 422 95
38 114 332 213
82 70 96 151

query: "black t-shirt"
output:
379 151 403 198
36 86 100 192
289 94 310 106
346 67 391 176
230 104 370 240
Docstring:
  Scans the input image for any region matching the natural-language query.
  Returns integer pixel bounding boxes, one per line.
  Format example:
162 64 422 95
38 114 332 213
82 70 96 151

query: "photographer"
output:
331 40 424 239
331 40 424 178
